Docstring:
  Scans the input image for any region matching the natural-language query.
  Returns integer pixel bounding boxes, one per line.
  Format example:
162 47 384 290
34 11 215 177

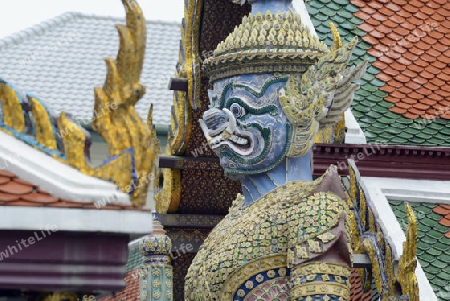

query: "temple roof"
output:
390 201 450 300
0 12 179 126
0 169 138 210
0 131 152 234
307 0 450 146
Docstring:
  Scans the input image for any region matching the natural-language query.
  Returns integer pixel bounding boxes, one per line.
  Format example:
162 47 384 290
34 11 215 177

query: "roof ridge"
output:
0 12 82 52
74 12 180 26
0 12 179 52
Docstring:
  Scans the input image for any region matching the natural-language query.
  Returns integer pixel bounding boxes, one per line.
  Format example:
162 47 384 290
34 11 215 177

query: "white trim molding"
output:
344 108 367 144
0 131 130 204
0 206 152 234
363 177 450 205
360 175 441 301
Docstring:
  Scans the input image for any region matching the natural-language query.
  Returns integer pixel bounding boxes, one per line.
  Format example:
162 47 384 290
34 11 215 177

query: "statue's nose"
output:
202 108 228 131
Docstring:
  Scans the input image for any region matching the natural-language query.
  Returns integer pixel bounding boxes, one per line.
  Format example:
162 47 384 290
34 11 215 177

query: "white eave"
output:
0 206 152 235
0 130 153 234
292 0 317 36
344 108 367 144
0 130 129 204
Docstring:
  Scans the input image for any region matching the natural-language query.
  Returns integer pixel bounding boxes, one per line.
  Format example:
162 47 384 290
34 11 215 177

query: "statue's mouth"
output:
200 108 254 155
210 131 252 153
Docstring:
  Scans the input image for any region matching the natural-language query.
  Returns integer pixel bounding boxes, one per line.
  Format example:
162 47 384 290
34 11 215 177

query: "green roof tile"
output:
326 2 340 10
308 7 320 16
366 111 382 119
340 22 355 30
395 117 414 125
370 78 385 87
321 7 337 17
440 126 450 135
357 42 372 50
398 132 414 139
353 48 366 57
361 84 379 93
430 260 448 269
427 248 442 257
428 137 446 145
352 26 367 36
331 15 346 24
374 90 388 98
345 3 359 12
389 201 450 300
422 127 439 136
438 272 450 281
390 137 408 144
377 101 393 109
336 9 354 19
309 1 324 9
366 67 380 76
433 242 449 252
416 132 433 140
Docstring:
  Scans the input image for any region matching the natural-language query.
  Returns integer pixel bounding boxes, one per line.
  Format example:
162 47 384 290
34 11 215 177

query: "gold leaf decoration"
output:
0 0 159 207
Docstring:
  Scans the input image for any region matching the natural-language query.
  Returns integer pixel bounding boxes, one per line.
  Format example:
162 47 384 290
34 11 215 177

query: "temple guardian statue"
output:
184 0 367 299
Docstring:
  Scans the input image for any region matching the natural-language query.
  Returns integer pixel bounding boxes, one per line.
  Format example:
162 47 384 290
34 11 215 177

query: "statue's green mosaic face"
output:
200 73 291 176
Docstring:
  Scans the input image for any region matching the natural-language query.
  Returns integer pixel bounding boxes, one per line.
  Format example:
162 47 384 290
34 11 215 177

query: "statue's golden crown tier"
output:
203 10 329 82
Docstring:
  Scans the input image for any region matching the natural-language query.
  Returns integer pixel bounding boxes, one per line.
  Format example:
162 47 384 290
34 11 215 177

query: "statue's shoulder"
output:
285 166 351 265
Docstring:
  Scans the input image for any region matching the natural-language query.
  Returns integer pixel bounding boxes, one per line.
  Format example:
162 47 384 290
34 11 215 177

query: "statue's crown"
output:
203 10 329 82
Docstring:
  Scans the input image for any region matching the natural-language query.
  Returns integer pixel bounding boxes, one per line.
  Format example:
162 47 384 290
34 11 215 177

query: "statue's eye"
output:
230 103 246 118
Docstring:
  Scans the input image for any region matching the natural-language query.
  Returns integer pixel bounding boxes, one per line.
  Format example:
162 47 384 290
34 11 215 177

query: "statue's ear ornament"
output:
279 35 367 157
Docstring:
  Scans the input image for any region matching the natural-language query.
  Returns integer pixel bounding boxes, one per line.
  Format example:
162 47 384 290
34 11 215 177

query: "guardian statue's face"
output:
200 73 291 176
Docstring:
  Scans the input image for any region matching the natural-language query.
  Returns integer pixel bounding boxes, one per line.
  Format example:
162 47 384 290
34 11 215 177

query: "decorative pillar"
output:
139 212 173 301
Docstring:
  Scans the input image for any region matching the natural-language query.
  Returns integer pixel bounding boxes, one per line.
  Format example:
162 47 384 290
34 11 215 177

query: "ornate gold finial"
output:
0 82 25 133
88 0 158 206
347 160 420 300
329 22 342 51
398 203 419 301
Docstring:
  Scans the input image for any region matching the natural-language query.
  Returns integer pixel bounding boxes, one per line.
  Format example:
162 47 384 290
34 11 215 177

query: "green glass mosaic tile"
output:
125 246 144 272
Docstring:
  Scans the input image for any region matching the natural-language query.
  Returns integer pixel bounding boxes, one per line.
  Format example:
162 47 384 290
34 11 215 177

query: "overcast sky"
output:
0 0 184 39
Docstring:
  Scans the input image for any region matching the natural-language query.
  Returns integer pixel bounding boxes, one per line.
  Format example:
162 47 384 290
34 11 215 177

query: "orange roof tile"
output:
403 98 419 105
100 269 140 301
351 0 450 120
390 107 408 114
350 268 373 301
373 60 389 70
413 103 431 111
0 170 144 210
403 69 417 78
398 86 413 94
433 205 450 237
404 112 419 119
366 17 381 27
